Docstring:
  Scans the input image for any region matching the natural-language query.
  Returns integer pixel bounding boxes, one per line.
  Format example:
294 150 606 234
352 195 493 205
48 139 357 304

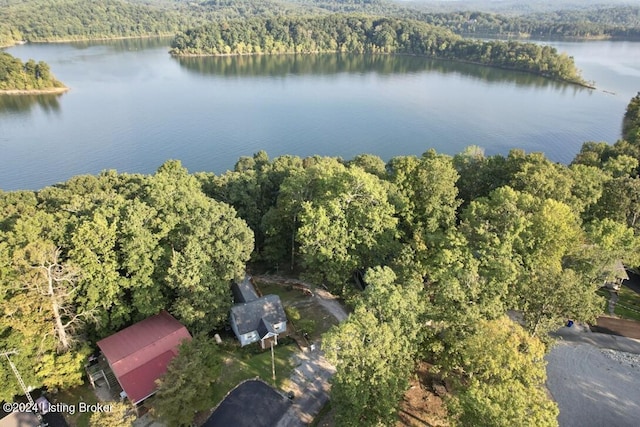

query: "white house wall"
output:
240 331 259 346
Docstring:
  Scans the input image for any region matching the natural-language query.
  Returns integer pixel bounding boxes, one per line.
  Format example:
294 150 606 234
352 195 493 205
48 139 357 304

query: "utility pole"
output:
271 340 276 382
1 350 36 408
1 349 48 427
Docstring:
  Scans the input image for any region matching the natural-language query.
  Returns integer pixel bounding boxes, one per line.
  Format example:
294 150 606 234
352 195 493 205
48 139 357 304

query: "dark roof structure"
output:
231 275 259 304
203 379 291 427
230 294 287 335
97 311 191 404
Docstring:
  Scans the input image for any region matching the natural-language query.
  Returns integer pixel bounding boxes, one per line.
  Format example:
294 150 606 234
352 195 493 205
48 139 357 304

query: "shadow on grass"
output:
212 340 297 406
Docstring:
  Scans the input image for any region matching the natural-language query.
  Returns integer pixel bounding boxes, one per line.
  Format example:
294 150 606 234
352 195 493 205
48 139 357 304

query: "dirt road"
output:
253 275 350 323
313 289 348 322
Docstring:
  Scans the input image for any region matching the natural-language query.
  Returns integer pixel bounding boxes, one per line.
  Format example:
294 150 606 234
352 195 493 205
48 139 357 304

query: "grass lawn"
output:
257 283 340 340
596 286 640 321
614 286 640 321
51 383 99 427
211 340 297 406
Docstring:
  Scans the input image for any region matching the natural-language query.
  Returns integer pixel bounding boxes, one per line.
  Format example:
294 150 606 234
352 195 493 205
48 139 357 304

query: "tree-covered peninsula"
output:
0 51 66 93
169 15 588 86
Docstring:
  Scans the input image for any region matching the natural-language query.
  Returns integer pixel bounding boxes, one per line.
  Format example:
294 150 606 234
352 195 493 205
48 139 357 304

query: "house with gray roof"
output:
230 277 287 348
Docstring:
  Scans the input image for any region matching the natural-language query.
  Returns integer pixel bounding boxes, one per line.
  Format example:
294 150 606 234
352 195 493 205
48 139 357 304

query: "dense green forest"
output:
0 0 315 46
170 15 586 85
1 0 639 47
423 7 640 40
2 94 640 425
0 0 187 45
0 52 65 91
624 92 640 146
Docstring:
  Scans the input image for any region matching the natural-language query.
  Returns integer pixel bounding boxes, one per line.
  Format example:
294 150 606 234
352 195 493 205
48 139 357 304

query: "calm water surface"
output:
1 38 639 191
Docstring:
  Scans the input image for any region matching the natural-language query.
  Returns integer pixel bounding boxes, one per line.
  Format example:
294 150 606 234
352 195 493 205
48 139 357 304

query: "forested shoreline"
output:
0 51 66 92
411 7 640 40
170 15 588 86
1 0 639 48
2 92 640 425
1 0 635 88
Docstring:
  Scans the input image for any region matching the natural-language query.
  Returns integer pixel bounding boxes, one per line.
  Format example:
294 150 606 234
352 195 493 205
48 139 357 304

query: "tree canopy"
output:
0 161 252 401
170 15 587 85
448 316 558 427
2 72 640 427
0 52 65 91
2 1 638 47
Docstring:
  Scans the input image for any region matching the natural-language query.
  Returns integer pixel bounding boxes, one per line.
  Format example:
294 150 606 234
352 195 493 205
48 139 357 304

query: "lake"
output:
1 38 639 191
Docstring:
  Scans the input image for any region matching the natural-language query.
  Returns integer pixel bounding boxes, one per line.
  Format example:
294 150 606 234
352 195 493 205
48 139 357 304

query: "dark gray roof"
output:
231 275 259 304
230 294 286 335
257 317 277 339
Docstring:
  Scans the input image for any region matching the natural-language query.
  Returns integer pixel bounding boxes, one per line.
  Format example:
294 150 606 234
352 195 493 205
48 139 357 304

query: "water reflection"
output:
69 36 172 52
176 53 583 90
0 93 62 114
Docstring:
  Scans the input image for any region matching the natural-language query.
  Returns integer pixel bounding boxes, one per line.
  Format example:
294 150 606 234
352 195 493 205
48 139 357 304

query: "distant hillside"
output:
403 0 637 14
1 0 638 47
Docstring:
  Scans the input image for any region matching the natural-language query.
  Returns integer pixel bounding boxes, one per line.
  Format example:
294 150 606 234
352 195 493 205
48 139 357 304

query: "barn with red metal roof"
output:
97 311 191 405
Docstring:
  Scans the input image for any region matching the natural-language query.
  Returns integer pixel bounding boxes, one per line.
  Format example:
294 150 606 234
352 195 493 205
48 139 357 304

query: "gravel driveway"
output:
546 326 640 427
276 286 346 427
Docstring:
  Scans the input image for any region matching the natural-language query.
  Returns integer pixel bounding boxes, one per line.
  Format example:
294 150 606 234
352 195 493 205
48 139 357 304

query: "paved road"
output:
313 289 348 322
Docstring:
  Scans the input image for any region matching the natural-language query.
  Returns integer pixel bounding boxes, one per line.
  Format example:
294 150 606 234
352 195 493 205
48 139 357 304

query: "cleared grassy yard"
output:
597 286 640 321
614 286 640 321
52 384 99 427
256 283 340 340
212 340 297 406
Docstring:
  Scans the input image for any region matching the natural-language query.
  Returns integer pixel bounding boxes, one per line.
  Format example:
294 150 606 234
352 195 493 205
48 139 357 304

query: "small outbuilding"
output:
97 311 191 405
231 275 260 304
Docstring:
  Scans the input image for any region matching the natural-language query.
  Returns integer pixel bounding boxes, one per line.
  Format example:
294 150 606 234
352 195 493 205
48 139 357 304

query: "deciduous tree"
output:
153 335 222 427
89 402 134 427
448 316 558 427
